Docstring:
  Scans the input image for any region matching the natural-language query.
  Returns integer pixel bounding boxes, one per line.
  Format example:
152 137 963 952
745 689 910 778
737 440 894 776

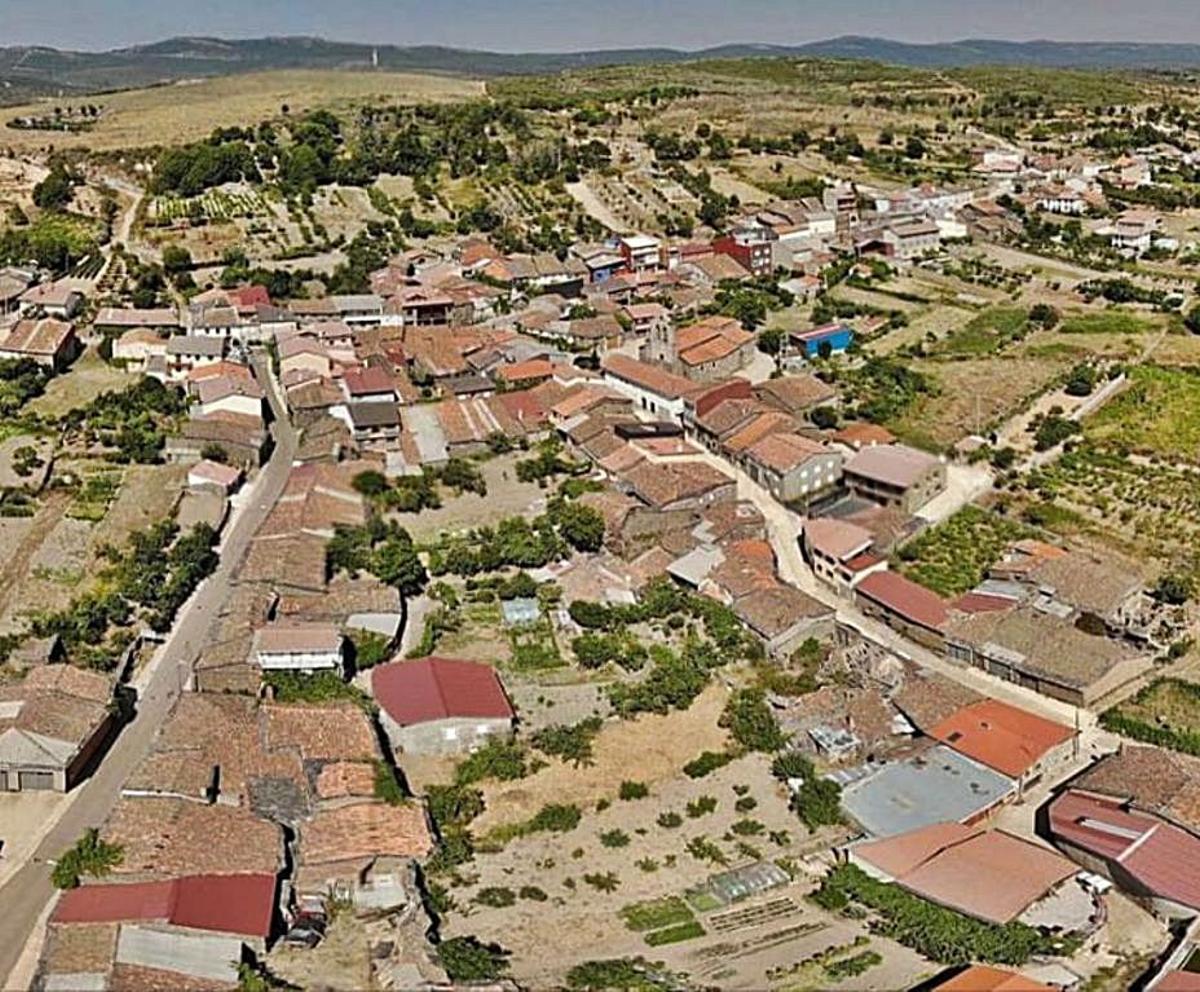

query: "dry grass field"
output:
0 70 485 153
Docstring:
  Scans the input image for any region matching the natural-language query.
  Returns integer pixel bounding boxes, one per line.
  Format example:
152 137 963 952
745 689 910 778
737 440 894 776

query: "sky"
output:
4 0 1200 52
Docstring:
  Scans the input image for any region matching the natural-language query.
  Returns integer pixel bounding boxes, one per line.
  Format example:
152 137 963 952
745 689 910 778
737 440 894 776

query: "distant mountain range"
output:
4 34 1200 102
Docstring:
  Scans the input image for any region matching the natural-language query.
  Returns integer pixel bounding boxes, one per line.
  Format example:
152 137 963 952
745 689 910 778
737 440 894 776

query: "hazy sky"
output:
5 0 1200 51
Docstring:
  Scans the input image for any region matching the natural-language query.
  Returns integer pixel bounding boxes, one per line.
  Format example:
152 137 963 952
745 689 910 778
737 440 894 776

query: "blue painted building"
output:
791 323 854 358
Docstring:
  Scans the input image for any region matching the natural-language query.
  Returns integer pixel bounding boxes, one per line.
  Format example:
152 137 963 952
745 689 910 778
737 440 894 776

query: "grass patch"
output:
620 896 695 932
934 307 1030 357
897 506 1033 598
1060 311 1153 335
1086 365 1200 463
644 921 705 947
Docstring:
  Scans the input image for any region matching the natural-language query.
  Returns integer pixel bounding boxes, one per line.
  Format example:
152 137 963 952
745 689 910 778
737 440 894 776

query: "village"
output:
5 42 1200 992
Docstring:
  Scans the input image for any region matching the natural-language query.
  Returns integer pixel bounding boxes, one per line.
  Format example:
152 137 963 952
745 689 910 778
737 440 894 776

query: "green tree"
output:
371 534 427 596
721 688 787 752
33 163 73 211
554 501 605 552
51 829 123 889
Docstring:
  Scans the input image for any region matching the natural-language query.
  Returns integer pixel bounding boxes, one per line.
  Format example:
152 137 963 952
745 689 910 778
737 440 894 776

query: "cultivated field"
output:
0 70 485 152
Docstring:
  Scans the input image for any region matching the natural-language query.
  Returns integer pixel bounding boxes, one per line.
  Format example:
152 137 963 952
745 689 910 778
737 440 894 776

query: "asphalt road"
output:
0 354 296 989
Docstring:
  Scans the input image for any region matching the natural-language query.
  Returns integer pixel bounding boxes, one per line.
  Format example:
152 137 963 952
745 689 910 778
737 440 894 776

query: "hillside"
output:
4 34 1200 105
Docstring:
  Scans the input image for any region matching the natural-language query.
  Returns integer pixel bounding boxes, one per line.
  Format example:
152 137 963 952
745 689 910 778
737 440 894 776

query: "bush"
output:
600 829 631 848
474 886 516 908
533 717 604 767
438 936 510 982
455 737 529 786
772 752 842 831
686 795 718 818
519 885 548 901
656 811 683 829
618 780 649 800
683 750 734 778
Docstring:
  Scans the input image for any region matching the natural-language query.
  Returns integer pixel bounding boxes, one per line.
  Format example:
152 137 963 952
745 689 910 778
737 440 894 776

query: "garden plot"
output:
898 506 1033 598
150 186 269 223
1011 445 1194 577
872 303 974 355
442 750 867 989
1103 679 1200 755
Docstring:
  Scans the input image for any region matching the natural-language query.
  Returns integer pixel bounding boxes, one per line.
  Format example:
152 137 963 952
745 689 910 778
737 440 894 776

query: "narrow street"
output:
0 353 296 988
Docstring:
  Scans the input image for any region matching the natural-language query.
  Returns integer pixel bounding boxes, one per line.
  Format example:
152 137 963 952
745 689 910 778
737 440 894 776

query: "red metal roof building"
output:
372 657 514 727
53 873 276 938
855 570 948 646
1049 789 1200 917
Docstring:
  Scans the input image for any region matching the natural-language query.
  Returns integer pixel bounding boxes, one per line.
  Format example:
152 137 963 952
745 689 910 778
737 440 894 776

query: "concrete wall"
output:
380 712 513 757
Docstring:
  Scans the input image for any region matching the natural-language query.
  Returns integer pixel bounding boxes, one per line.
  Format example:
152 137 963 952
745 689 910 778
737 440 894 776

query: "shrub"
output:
438 936 510 982
686 795 717 818
533 716 604 767
685 835 727 866
583 871 621 892
618 780 649 800
735 796 758 813
528 803 582 833
656 811 683 829
474 886 516 908
683 750 734 778
600 829 631 848
455 737 529 786
644 921 705 946
731 818 764 836
519 885 548 902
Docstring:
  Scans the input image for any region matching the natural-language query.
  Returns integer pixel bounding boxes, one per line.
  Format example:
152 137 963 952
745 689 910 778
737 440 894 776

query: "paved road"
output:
0 354 296 989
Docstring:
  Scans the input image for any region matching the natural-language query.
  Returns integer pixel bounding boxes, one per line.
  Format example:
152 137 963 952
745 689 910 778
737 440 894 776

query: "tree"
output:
721 688 787 752
199 443 228 464
33 164 73 211
810 406 838 430
1029 303 1060 330
1185 305 1200 335
757 326 785 357
904 135 927 160
371 532 427 596
554 502 605 552
352 469 389 497
51 829 123 889
1155 573 1193 606
1064 363 1096 397
161 244 193 275
437 937 510 982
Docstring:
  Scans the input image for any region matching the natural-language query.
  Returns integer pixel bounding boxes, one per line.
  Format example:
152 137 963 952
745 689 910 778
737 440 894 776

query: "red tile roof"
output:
951 592 1016 614
857 571 948 631
343 365 395 396
53 874 276 938
928 699 1075 779
372 657 514 726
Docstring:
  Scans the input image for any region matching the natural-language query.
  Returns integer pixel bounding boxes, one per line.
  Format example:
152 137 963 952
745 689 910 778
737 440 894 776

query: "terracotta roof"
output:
497 358 555 383
373 657 514 726
928 700 1074 779
723 412 796 454
54 874 276 938
315 761 377 800
620 459 733 509
756 374 837 412
804 517 874 562
746 432 829 473
263 703 378 763
0 318 74 356
732 582 833 639
1070 746 1200 833
602 353 702 401
833 422 896 447
253 622 342 655
343 365 395 396
933 966 1056 992
854 825 1077 924
857 571 948 631
846 443 941 489
300 800 434 866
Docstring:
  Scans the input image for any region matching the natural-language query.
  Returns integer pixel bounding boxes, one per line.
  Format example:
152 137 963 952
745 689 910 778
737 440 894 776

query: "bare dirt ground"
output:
565 179 627 234
269 912 372 991
0 71 485 153
890 354 1073 450
395 455 552 541
472 684 731 833
0 792 71 889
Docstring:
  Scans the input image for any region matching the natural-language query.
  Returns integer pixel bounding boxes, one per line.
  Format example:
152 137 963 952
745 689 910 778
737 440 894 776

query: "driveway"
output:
0 351 298 987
